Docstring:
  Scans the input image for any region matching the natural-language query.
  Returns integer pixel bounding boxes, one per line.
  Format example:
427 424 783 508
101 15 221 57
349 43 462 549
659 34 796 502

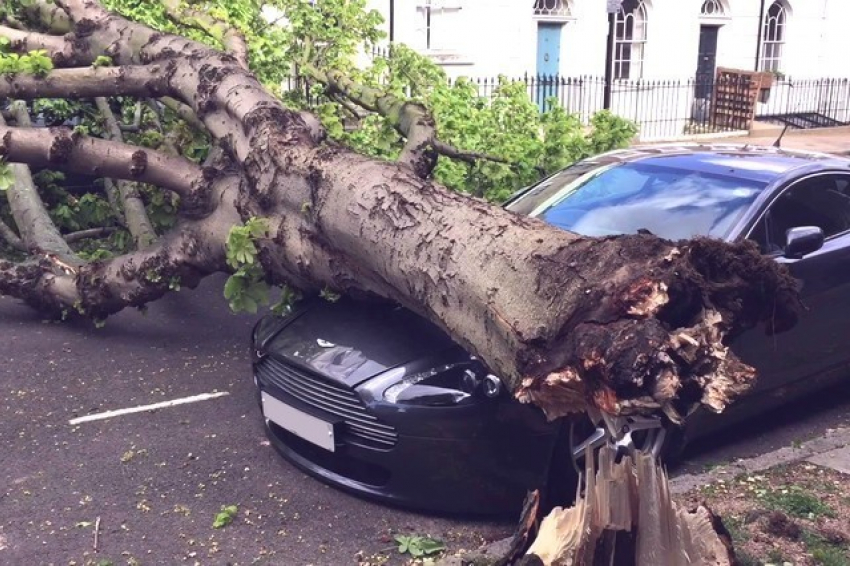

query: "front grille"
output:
257 357 398 448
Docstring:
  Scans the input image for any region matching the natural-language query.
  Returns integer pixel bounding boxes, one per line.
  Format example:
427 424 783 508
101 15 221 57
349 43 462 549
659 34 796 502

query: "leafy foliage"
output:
224 218 271 313
330 58 637 202
394 534 445 558
92 55 114 68
211 504 238 529
0 162 12 191
0 49 54 76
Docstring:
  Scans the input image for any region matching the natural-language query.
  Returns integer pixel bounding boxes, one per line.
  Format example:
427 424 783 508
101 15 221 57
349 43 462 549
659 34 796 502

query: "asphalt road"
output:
2 276 849 565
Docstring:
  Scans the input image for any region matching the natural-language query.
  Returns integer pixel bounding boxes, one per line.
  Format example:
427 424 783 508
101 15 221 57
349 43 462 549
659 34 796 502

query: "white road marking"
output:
69 391 230 425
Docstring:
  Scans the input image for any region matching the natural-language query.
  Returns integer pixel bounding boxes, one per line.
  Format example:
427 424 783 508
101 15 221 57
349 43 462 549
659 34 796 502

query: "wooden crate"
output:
711 67 762 131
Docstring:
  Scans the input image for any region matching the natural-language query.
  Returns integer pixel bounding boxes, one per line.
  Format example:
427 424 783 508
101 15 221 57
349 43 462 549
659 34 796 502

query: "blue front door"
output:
536 23 562 110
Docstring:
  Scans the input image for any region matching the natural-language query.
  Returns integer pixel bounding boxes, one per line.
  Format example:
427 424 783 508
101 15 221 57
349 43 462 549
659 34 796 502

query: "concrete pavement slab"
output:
808 444 850 475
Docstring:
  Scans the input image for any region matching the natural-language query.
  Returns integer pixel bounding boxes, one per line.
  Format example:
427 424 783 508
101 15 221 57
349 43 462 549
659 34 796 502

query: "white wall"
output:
368 0 850 80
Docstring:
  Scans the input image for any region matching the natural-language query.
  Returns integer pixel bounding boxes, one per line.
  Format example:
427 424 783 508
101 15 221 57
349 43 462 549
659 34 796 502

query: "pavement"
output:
692 124 850 155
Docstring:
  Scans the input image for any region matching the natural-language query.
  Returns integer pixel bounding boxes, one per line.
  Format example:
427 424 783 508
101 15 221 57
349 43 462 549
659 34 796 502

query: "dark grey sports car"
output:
251 144 850 514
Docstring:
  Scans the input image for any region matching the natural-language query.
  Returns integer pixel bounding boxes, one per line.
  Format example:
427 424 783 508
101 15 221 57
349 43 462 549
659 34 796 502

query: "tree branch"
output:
302 65 508 178
160 0 249 70
0 165 240 319
0 219 25 251
0 65 175 100
94 97 157 248
0 24 88 66
0 125 213 216
0 212 229 318
159 96 207 133
0 103 78 262
21 0 73 34
431 139 512 166
63 226 117 243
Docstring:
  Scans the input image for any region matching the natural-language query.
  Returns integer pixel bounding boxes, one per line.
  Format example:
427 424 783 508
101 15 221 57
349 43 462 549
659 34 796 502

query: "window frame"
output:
613 0 648 81
759 1 787 73
744 171 850 254
415 0 464 53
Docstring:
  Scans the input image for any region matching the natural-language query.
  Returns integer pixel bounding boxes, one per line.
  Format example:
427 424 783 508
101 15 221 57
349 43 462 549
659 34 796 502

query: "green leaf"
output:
212 504 238 529
20 50 54 77
0 162 13 191
92 55 113 68
394 535 444 558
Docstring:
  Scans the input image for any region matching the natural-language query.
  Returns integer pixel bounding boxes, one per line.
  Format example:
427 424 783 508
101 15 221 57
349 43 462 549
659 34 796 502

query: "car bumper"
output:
258 379 559 515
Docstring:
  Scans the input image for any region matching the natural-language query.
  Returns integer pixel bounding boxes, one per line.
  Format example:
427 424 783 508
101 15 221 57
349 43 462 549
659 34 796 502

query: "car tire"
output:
543 415 685 510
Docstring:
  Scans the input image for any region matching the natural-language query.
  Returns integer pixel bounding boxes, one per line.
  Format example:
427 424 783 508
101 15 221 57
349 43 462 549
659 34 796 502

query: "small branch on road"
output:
93 516 101 552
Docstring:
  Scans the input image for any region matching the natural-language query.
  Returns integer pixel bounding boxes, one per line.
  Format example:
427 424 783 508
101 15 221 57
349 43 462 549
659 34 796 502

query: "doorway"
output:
695 25 719 100
536 23 562 110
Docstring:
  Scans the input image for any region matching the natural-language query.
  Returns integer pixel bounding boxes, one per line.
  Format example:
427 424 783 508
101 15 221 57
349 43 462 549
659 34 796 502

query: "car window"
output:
749 174 850 253
514 161 765 240
505 160 616 216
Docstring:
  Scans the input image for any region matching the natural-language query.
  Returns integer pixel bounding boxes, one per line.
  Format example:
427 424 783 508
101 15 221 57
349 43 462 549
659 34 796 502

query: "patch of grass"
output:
723 515 750 546
735 550 760 566
766 548 789 563
803 531 850 566
762 486 836 520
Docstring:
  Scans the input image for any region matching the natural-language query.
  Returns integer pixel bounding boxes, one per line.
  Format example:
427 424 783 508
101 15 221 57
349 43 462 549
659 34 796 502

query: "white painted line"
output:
69 391 230 425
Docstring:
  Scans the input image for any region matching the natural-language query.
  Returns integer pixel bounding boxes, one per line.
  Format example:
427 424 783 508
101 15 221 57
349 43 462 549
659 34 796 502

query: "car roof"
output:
589 143 850 185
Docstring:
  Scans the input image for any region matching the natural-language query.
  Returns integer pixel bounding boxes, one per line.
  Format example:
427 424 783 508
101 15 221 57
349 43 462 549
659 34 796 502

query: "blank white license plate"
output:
262 392 335 452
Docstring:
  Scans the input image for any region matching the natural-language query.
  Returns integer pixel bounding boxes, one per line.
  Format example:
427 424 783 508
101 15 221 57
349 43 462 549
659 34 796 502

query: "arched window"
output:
760 1 786 72
533 0 571 18
614 0 648 80
700 0 725 17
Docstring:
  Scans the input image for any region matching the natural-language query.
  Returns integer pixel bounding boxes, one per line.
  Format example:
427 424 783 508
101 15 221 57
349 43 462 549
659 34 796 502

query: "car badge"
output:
316 339 335 348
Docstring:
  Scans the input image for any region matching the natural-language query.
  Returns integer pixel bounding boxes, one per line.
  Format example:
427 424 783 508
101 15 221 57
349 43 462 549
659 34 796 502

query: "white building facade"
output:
367 0 850 81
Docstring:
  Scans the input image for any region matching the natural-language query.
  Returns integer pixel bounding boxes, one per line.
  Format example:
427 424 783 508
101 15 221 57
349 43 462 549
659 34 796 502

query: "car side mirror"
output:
784 226 824 259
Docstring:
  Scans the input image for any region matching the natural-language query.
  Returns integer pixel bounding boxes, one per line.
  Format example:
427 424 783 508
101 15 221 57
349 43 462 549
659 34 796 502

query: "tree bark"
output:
0 0 801 423
0 123 212 215
94 97 157 248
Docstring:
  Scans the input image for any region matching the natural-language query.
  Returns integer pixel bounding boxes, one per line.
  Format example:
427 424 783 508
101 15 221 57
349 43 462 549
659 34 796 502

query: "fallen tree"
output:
0 1 800 563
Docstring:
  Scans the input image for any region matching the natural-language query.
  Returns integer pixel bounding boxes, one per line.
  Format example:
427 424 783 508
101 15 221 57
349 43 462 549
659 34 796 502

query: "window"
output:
759 1 786 73
700 0 725 17
749 175 850 253
416 0 463 52
514 161 765 240
614 0 648 80
533 0 571 18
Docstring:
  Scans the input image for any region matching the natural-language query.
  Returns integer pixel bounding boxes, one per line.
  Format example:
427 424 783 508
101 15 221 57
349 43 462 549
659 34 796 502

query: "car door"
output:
732 172 850 395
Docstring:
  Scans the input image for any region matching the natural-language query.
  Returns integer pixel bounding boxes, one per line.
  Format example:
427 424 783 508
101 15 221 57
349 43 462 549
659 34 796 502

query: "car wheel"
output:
544 413 684 508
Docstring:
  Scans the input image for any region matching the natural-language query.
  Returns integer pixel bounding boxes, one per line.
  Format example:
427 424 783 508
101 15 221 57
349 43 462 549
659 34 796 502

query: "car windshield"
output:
509 160 768 240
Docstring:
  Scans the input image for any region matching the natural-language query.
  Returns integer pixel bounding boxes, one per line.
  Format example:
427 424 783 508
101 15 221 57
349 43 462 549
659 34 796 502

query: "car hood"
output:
265 299 460 388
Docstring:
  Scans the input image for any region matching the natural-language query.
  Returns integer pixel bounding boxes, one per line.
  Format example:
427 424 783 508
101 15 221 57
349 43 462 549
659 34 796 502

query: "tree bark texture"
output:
0 0 801 420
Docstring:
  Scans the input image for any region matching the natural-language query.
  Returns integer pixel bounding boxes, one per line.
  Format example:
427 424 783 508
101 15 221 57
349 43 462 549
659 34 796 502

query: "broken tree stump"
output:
521 446 735 566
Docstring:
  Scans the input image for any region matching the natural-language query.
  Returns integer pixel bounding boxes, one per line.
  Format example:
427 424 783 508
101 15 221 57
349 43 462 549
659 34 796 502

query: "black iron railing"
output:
283 69 850 141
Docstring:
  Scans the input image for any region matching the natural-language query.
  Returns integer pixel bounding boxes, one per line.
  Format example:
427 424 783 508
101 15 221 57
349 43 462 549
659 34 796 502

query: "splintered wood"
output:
524 448 735 566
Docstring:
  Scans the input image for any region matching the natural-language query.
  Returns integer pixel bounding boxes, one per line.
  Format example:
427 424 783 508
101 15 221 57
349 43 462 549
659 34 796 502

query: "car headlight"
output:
383 362 503 406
